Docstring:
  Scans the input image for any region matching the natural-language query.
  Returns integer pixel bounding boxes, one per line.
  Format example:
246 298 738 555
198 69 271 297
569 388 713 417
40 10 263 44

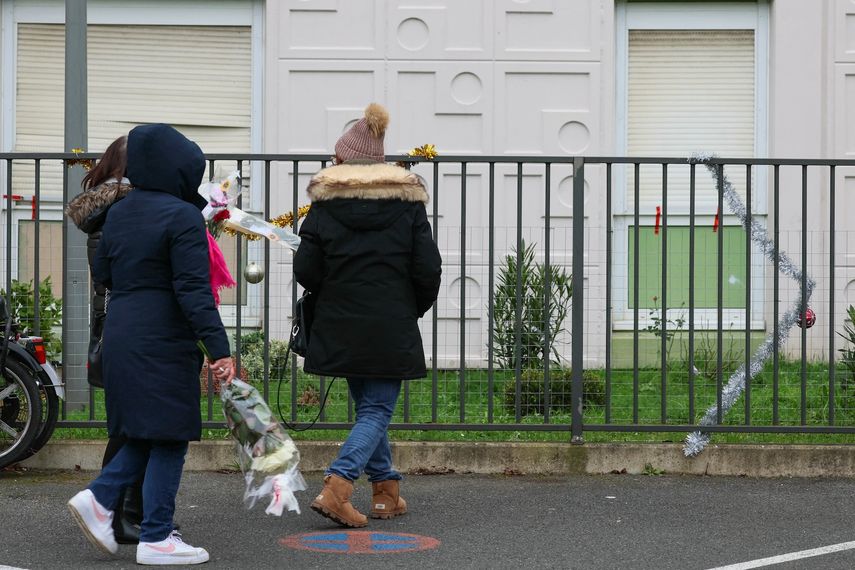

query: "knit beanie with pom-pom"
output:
334 103 389 163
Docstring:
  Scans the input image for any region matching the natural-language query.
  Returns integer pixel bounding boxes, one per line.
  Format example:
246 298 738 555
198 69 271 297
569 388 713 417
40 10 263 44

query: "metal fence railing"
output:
4 152 855 441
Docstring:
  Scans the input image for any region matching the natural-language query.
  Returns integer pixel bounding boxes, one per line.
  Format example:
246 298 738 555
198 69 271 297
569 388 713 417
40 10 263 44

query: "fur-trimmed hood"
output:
66 179 133 234
307 163 429 204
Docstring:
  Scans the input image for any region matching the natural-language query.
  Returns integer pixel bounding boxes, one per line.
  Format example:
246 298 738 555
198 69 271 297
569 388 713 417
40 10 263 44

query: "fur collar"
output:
307 163 429 203
65 180 133 229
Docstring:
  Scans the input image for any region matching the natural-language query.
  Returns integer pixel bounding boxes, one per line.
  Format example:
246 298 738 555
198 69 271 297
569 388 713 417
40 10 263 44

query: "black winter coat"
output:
93 124 229 441
294 162 442 380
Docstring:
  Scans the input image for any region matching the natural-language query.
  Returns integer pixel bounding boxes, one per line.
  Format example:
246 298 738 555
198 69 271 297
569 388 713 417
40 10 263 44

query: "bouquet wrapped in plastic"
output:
221 378 306 515
198 171 301 251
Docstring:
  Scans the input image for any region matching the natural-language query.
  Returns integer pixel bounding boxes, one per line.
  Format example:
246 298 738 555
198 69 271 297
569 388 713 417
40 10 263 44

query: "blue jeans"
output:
327 378 403 483
88 439 188 543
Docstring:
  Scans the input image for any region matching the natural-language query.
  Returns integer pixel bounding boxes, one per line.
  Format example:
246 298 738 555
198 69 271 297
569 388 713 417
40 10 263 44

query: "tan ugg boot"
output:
310 474 368 528
370 480 408 519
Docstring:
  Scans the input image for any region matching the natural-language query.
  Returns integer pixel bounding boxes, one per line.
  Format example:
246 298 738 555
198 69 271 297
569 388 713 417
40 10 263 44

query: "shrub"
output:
235 331 293 383
502 368 604 416
236 330 265 357
644 296 686 365
677 324 741 382
1 277 63 360
838 305 855 391
491 241 572 370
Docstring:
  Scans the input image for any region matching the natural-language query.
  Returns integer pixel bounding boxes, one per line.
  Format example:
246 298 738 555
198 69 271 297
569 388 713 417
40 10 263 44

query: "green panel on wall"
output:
611 330 767 369
628 225 747 309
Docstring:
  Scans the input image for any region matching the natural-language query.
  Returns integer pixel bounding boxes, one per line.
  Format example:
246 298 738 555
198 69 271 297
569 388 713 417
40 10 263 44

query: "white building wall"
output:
4 0 819 365
0 0 845 374
831 0 855 357
0 0 847 365
264 0 609 366
264 0 852 365
765 0 831 359
759 0 854 360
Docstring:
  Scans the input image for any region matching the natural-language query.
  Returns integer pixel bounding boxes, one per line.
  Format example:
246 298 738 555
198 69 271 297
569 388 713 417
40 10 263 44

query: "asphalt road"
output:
2 468 854 569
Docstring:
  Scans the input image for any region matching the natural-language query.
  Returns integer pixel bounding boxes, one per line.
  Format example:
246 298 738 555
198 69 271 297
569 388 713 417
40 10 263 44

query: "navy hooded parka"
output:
93 124 229 442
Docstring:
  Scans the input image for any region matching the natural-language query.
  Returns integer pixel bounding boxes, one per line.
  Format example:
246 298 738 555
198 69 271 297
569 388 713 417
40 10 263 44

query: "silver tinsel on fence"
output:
683 153 815 456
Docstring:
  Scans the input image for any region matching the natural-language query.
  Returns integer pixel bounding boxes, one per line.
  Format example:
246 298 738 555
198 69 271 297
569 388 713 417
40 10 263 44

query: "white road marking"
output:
706 540 855 570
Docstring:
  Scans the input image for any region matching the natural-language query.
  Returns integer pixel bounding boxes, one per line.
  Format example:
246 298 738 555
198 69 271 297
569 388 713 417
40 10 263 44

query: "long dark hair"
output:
81 136 128 190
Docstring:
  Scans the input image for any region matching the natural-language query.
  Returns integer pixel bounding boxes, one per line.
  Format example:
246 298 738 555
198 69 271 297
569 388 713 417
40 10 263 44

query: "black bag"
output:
279 289 333 432
289 291 315 358
87 335 104 388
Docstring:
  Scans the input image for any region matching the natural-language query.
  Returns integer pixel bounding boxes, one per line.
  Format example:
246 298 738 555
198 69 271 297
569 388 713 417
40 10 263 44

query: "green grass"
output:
52 359 855 446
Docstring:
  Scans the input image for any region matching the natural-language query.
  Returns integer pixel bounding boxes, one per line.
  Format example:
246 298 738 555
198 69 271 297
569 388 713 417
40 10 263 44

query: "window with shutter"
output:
614 2 768 328
14 23 251 200
13 22 252 307
627 29 755 213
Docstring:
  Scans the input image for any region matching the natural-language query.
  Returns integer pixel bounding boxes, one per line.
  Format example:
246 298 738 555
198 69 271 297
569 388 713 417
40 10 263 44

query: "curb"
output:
19 440 855 478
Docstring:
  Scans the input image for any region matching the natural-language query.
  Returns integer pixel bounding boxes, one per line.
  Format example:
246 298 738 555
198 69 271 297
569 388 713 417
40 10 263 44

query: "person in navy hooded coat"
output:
67 124 234 566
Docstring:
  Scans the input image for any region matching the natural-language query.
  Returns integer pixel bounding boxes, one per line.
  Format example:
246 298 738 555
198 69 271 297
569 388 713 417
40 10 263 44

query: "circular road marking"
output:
281 531 441 554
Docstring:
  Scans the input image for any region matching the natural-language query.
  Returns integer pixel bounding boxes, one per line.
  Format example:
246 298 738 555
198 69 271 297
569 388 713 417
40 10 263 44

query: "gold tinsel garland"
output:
409 143 438 160
270 204 313 229
66 147 95 171
397 143 438 169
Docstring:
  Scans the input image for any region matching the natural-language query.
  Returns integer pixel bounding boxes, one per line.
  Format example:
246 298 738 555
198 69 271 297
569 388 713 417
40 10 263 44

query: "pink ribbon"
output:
206 229 236 306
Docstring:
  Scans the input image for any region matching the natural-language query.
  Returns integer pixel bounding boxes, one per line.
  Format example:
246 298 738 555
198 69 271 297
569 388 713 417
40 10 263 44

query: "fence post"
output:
63 0 89 411
571 157 585 443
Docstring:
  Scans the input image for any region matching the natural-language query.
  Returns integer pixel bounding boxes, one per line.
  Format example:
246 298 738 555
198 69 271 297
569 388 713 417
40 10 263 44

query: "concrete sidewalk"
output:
20 439 855 478
3 469 855 569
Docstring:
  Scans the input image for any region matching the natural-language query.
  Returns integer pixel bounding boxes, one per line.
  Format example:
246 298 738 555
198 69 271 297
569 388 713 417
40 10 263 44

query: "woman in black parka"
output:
67 124 234 566
295 104 442 528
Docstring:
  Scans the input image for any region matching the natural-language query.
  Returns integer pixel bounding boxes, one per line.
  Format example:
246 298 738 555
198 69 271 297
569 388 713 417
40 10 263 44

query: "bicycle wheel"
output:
0 359 43 469
16 373 60 461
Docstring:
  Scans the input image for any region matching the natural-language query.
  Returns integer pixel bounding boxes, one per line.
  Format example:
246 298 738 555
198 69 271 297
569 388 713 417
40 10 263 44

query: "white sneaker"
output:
67 489 119 555
136 531 210 566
